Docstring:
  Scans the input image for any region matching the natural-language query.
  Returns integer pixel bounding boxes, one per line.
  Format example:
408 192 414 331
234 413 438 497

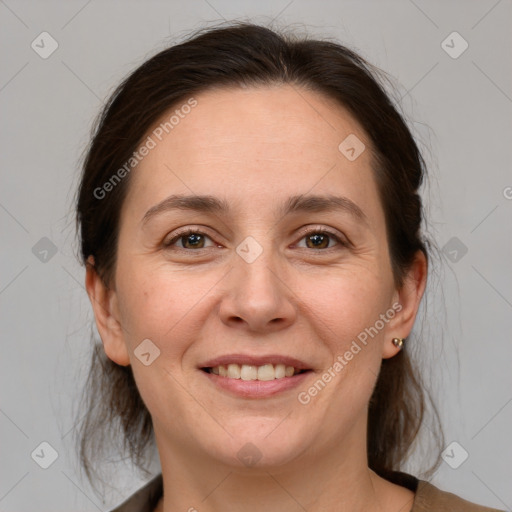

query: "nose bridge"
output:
220 232 295 330
234 232 281 298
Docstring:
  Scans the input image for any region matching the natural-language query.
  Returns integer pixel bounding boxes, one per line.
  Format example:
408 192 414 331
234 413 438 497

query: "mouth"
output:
198 356 314 398
201 363 311 381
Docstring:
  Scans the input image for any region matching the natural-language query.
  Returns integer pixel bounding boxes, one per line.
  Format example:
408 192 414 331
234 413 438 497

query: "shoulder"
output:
412 479 505 512
108 473 163 512
381 470 504 512
106 470 505 512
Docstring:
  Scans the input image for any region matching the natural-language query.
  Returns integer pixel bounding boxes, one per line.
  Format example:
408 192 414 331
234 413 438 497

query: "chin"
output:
200 416 313 471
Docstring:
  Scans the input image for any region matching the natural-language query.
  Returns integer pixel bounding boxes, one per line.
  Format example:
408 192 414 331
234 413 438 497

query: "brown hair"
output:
75 21 442 493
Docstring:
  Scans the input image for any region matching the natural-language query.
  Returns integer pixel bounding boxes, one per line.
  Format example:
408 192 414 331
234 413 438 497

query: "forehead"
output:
147 84 364 166
122 84 383 227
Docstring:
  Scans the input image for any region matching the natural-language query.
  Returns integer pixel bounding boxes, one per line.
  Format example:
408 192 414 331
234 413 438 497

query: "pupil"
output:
308 234 327 248
186 234 203 247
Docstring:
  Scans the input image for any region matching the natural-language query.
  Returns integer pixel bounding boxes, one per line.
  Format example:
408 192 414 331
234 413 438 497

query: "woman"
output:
75 22 503 512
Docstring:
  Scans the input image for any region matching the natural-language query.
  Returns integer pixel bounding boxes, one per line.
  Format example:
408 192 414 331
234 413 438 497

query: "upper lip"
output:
199 354 311 370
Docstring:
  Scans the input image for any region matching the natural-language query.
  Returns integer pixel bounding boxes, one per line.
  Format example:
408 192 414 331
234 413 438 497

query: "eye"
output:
163 229 216 250
163 227 349 252
294 227 348 250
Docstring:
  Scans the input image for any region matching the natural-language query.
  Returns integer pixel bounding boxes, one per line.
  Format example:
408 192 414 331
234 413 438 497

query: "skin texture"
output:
86 84 427 512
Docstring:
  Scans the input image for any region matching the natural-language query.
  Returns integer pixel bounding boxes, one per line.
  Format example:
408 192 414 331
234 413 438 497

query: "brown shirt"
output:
109 471 505 512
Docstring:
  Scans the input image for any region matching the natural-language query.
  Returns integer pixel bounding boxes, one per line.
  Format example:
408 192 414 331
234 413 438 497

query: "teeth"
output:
274 364 286 379
257 364 274 381
240 364 257 381
227 364 241 379
210 363 301 380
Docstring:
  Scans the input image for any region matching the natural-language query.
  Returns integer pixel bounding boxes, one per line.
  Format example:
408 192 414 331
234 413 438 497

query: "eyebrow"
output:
141 193 368 226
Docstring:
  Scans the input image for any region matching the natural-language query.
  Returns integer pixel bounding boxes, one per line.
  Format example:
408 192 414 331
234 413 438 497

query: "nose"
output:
218 243 297 333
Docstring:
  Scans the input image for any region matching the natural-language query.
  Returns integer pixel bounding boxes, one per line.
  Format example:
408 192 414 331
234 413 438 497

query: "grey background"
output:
1 0 511 510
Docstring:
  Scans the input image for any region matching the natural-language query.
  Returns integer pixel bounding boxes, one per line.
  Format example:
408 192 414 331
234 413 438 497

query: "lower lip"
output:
201 370 312 398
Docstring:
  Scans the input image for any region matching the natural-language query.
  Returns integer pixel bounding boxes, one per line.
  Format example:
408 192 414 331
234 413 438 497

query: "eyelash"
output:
163 226 349 252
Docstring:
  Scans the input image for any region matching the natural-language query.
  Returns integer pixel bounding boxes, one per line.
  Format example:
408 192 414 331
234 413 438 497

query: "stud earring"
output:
392 337 404 349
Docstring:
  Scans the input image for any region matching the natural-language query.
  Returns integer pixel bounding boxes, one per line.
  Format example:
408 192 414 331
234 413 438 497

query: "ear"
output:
382 250 428 359
85 256 130 366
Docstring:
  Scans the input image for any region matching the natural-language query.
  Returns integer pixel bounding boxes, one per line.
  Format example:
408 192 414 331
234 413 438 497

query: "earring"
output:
392 337 404 349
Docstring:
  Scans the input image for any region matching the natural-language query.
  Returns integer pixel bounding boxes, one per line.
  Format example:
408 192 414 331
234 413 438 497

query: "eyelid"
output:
293 225 350 249
162 226 218 248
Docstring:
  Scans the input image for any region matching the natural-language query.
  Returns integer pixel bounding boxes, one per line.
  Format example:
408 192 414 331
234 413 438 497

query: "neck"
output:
153 417 403 512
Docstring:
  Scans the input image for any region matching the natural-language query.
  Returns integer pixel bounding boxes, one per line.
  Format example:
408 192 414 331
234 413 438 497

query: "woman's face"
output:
93 84 421 470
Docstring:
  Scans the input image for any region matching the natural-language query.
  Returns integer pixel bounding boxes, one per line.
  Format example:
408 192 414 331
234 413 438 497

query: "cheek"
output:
114 263 221 421
299 267 392 388
115 260 222 358
303 265 392 343
297 272 389 409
